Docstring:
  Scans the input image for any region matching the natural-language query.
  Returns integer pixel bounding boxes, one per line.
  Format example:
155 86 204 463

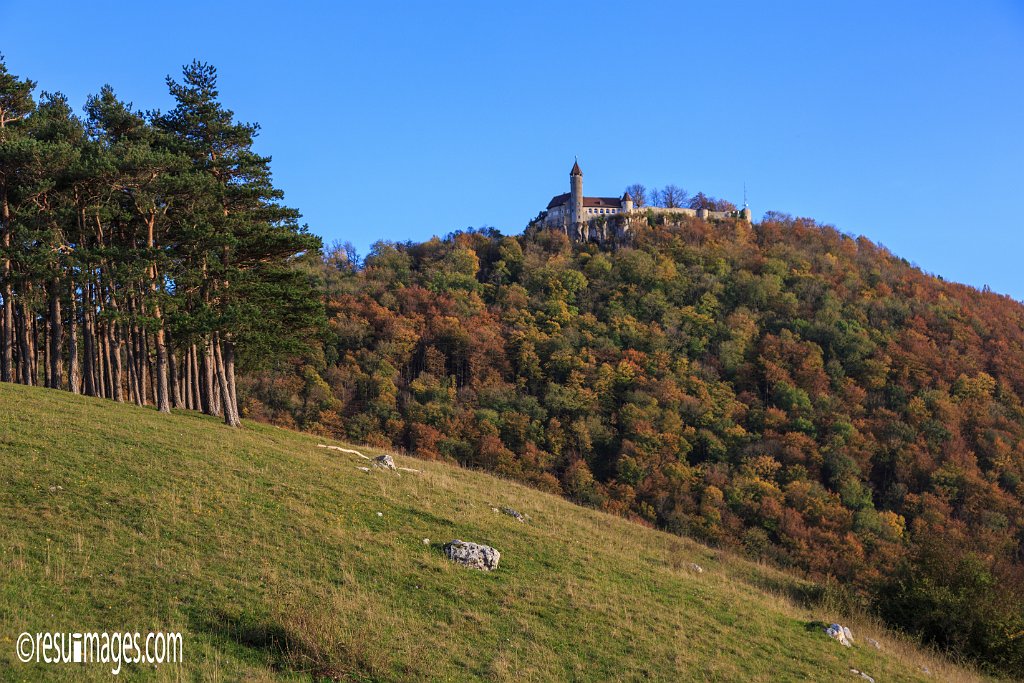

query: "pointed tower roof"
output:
622 191 632 201
570 160 582 176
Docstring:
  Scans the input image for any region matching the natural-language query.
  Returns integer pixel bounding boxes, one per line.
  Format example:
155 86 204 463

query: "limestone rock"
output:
688 563 704 574
443 539 501 571
373 454 396 470
850 669 875 682
866 638 880 650
500 506 526 523
825 623 852 647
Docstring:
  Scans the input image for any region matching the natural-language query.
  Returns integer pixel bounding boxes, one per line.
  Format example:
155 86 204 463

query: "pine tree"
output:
0 56 36 384
158 61 322 426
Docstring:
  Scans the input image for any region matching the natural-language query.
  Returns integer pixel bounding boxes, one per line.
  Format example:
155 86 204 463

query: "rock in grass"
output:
500 507 525 523
373 454 396 470
688 563 704 574
443 540 500 571
850 669 875 682
825 623 853 647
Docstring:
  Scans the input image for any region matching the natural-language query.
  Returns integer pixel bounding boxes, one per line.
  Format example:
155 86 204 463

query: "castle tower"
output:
622 191 634 212
569 160 584 228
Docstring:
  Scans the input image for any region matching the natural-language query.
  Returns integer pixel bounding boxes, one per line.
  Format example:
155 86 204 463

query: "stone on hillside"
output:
500 507 526 523
443 540 501 571
373 454 396 470
688 563 704 574
850 669 875 683
866 638 880 650
825 623 852 647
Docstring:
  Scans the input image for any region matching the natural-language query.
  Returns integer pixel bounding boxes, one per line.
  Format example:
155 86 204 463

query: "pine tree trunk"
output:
127 322 142 406
143 328 154 405
201 339 218 415
28 308 37 386
191 345 200 410
1 284 12 383
68 279 80 394
17 302 32 385
224 336 240 424
82 281 96 396
191 345 201 411
48 280 63 391
214 333 240 427
167 338 180 409
42 317 51 388
1 186 13 383
108 322 123 402
182 346 192 409
99 321 111 400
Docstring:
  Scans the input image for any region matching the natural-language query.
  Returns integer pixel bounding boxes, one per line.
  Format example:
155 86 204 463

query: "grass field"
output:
0 382 989 681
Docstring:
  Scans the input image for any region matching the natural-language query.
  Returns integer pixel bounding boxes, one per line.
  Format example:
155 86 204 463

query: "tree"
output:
625 183 648 208
653 184 688 208
688 192 736 212
0 56 36 384
157 61 322 426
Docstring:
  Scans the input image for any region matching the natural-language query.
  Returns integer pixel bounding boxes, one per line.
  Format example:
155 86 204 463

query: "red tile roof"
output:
584 196 624 208
546 194 625 210
547 193 570 209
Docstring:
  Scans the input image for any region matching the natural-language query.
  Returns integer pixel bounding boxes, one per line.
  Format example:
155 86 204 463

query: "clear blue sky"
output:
3 1 1023 298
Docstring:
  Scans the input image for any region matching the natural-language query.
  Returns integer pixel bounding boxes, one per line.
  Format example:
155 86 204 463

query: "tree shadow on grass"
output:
804 620 829 633
190 608 356 682
741 570 826 609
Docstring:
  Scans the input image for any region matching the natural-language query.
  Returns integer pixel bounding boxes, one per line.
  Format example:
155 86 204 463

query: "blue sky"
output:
3 1 1023 298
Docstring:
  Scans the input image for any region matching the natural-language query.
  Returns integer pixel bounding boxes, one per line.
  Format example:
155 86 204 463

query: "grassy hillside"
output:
0 383 985 681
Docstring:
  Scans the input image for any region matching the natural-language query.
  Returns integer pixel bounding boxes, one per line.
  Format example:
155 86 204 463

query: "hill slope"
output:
242 215 1024 674
0 383 982 681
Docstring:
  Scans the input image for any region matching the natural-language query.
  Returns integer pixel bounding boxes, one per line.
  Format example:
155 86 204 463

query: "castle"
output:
542 161 751 243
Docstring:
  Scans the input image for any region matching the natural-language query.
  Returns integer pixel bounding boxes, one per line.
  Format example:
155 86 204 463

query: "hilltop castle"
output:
542 161 751 243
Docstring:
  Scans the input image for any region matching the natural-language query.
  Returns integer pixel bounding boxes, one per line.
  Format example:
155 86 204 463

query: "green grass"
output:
0 383 988 681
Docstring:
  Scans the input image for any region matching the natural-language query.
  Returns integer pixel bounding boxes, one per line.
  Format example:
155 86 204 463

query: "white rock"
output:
373 454 396 470
500 507 526 523
825 623 852 647
850 669 875 682
688 563 704 574
866 638 880 650
422 538 430 545
376 512 383 517
443 539 501 571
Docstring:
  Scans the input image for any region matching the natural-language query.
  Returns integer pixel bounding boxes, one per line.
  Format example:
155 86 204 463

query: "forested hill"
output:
243 214 1024 674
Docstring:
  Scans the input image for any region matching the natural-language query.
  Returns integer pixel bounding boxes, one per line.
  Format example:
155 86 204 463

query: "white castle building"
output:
542 161 751 243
